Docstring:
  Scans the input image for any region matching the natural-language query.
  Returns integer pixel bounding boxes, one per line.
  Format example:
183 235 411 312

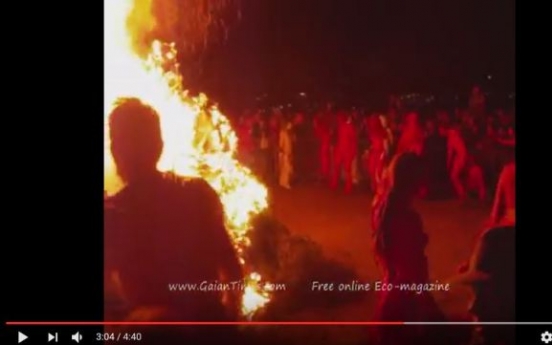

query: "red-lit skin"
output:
268 111 282 174
447 128 468 199
397 112 424 156
313 109 333 180
365 114 388 192
465 158 486 200
464 114 486 200
237 115 254 155
278 121 294 189
331 112 358 193
490 161 515 226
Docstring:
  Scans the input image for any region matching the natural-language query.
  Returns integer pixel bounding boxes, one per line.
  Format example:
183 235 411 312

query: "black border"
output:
5 0 104 327
515 0 552 343
515 0 552 324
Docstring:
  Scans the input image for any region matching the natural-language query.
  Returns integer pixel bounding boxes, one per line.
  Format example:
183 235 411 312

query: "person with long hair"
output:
371 152 445 345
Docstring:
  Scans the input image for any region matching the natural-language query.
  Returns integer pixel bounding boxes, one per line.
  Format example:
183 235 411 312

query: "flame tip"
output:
105 0 269 317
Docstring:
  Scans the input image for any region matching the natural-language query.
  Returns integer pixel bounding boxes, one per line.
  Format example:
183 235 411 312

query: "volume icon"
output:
71 332 82 343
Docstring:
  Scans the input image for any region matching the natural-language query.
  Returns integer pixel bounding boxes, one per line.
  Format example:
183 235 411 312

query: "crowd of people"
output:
104 83 516 344
234 86 515 208
232 85 517 344
370 151 515 345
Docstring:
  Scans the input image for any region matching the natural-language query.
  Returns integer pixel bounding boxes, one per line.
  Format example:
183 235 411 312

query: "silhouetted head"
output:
389 152 423 200
109 98 163 183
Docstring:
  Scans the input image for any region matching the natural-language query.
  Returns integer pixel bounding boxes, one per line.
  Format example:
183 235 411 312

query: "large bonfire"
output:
104 0 270 317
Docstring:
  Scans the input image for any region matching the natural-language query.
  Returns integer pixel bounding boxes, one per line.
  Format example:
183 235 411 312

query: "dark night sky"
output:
183 0 515 108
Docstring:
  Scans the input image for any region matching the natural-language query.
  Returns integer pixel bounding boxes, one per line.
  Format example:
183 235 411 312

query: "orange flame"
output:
104 0 270 318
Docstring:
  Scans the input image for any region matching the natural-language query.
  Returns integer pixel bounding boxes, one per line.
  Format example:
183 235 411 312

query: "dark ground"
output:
250 182 491 344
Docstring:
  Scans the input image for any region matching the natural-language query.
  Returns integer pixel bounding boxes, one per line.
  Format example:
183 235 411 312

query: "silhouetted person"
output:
104 98 243 342
451 225 515 345
371 152 445 345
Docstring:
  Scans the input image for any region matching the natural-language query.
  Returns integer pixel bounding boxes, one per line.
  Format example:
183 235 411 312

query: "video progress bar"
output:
405 322 552 325
6 321 552 326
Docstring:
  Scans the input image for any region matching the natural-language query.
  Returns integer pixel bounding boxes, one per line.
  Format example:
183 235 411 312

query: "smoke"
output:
125 0 241 59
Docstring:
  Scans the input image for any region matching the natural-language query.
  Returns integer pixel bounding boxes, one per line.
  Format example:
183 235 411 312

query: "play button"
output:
18 332 28 343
